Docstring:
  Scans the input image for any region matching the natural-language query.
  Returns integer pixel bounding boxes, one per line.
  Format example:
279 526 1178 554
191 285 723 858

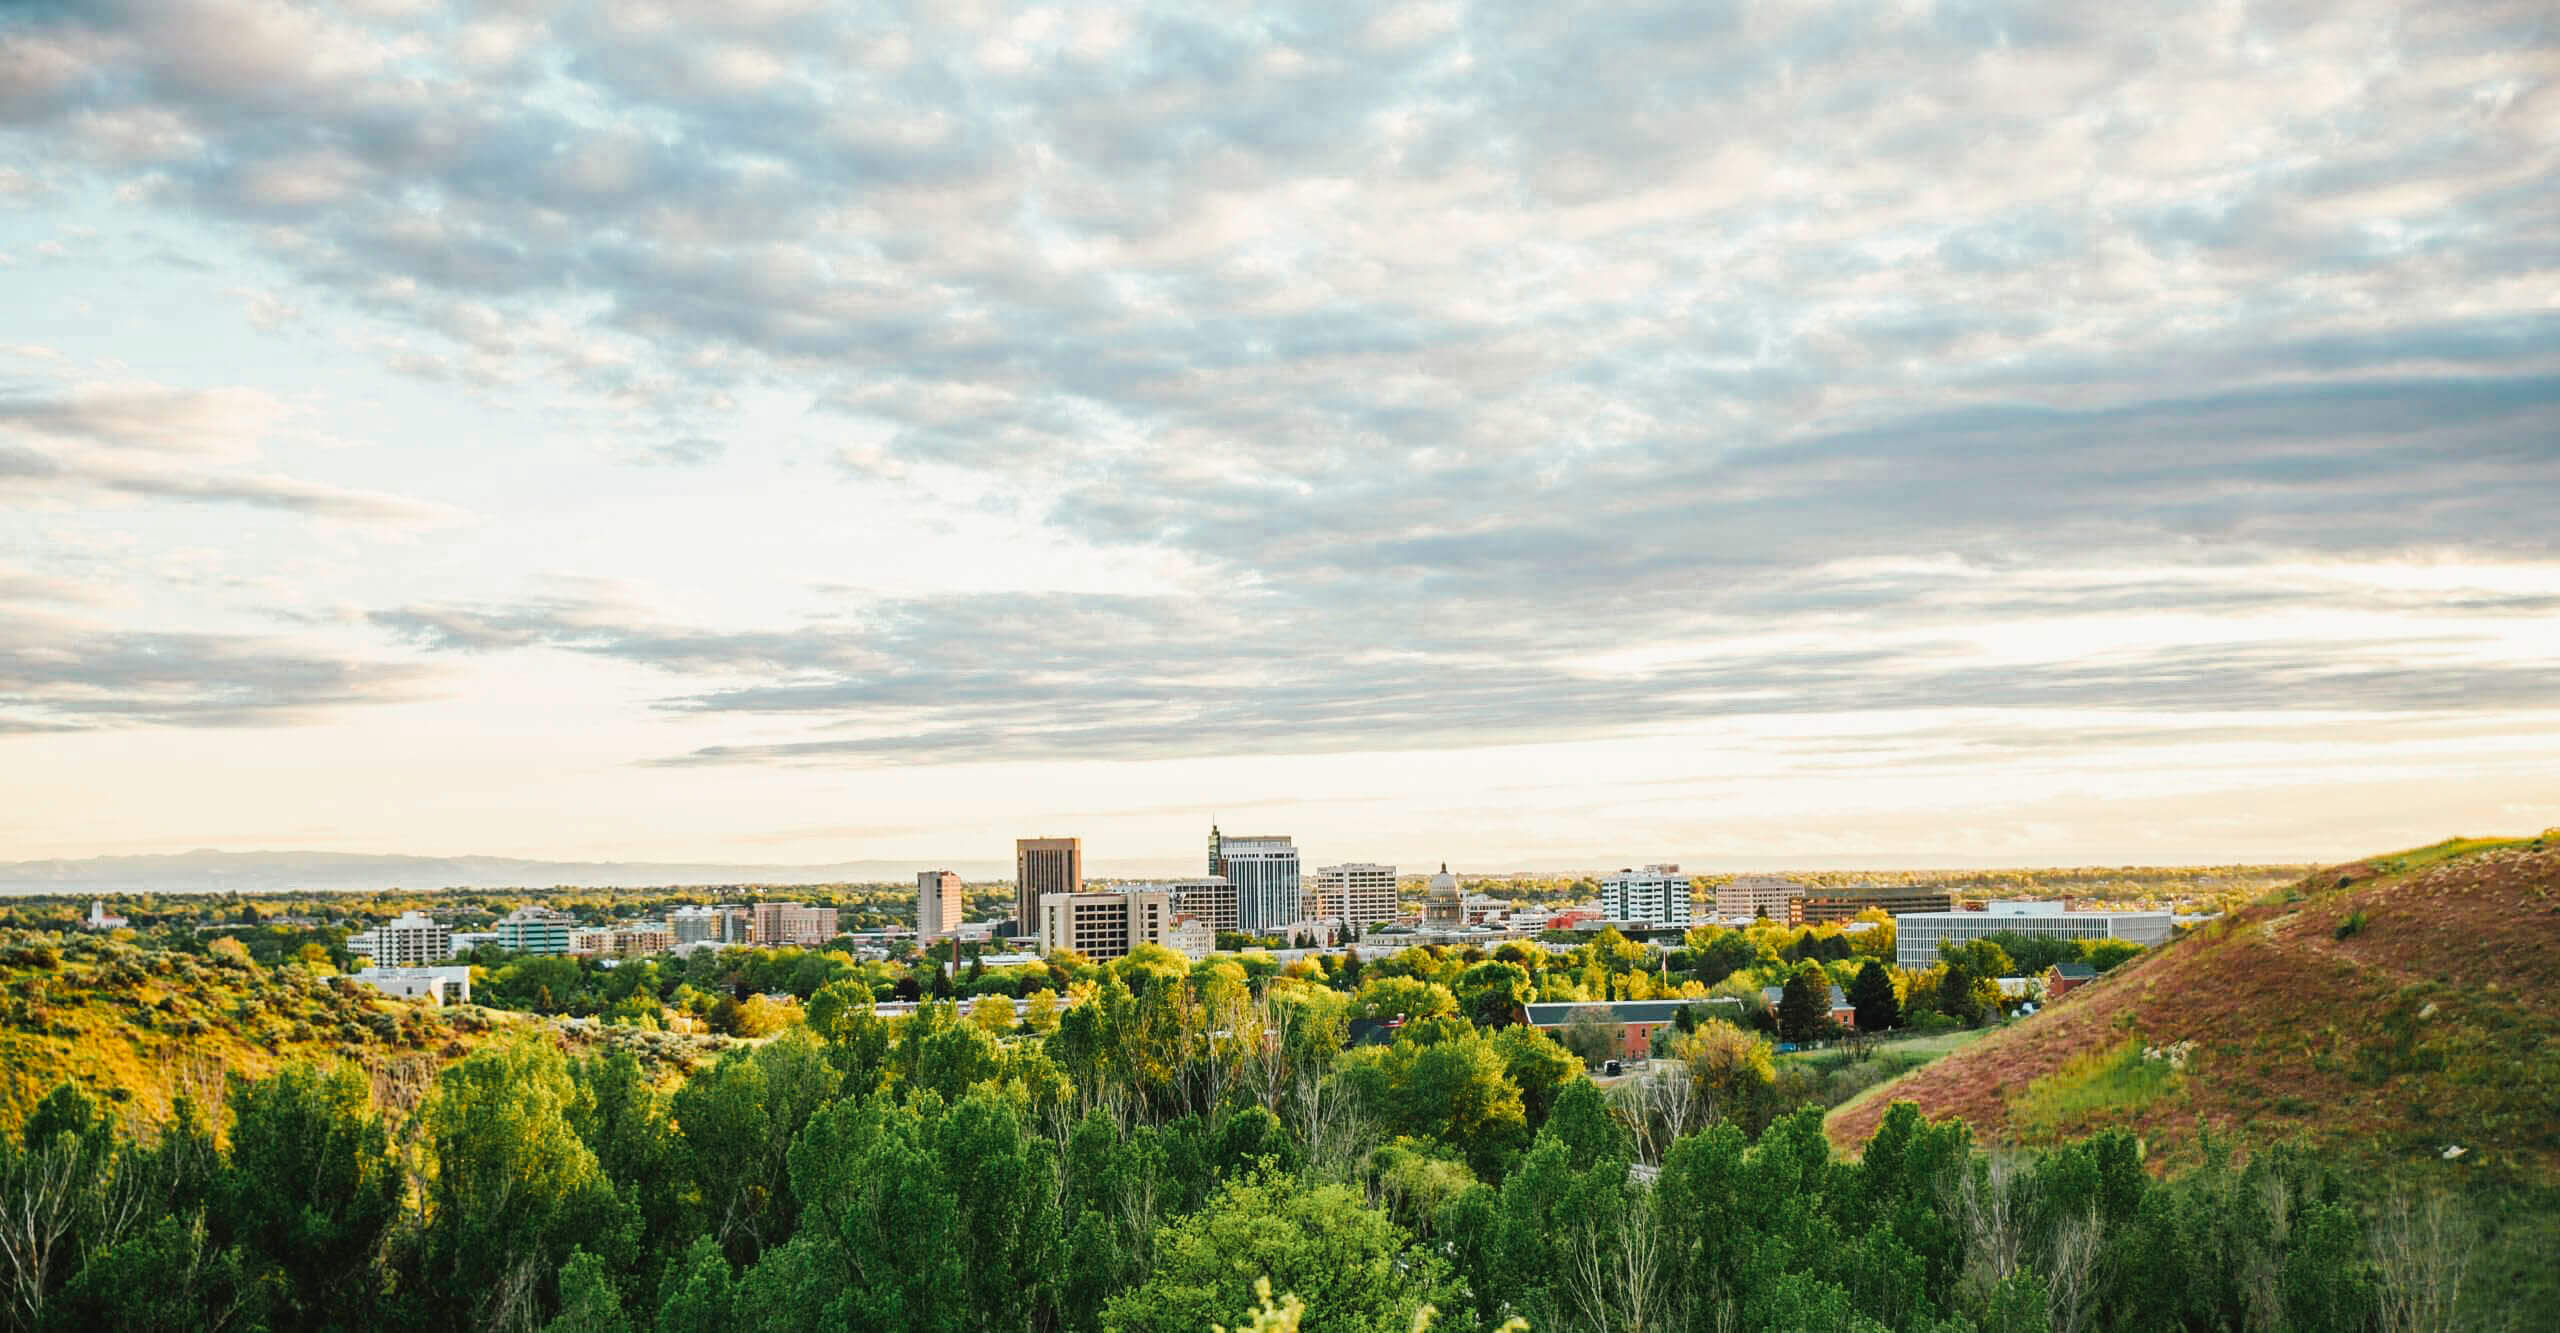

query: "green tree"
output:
543 1249 632 1333
1100 1172 1461 1333
1778 962 1830 1043
219 1063 401 1326
1489 1023 1580 1130
421 1041 634 1330
671 1029 838 1265
1848 959 1900 1033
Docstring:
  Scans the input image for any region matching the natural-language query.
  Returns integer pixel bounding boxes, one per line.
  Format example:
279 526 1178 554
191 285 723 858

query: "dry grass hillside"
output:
1828 833 2560 1184
0 933 727 1135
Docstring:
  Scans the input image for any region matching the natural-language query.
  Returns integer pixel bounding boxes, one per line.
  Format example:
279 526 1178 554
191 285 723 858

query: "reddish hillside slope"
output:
1828 835 2560 1183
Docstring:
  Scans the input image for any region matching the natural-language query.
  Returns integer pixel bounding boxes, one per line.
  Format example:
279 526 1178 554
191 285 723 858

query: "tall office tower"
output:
1016 837 1084 928
1208 823 1226 877
1038 889 1173 961
917 869 964 942
1216 834 1301 935
1310 863 1398 930
1600 864 1694 926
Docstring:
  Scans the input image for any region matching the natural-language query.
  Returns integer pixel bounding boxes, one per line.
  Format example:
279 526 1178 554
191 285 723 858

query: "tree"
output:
1849 959 1900 1033
544 1249 632 1333
1668 1020 1776 1129
1454 961 1534 1030
421 1041 634 1330
672 1030 837 1265
1100 1172 1461 1333
1489 1024 1580 1130
1349 976 1456 1022
219 1063 401 1326
1778 962 1829 1043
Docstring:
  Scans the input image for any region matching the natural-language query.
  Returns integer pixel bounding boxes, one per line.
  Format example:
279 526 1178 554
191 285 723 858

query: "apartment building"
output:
351 910 452 966
569 923 675 957
1311 862 1398 930
1601 864 1694 926
669 905 744 948
751 902 839 948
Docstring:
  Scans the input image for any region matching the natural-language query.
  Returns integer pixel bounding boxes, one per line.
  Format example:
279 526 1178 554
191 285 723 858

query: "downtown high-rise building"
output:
1310 863 1398 930
917 869 964 943
1209 826 1301 936
1015 836 1083 928
1038 889 1173 962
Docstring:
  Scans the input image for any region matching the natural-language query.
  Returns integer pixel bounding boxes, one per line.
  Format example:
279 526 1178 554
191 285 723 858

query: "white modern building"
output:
1716 875 1807 921
1896 903 2175 968
1311 862 1398 930
350 911 452 966
917 870 964 943
352 965 472 1005
1038 890 1175 962
1601 865 1694 926
1210 827 1302 936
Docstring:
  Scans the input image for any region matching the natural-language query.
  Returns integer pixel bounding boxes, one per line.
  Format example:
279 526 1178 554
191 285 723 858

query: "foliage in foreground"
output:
0 996 2529 1333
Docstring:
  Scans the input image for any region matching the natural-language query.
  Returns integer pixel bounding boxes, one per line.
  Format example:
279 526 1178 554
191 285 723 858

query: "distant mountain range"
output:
0 849 1024 895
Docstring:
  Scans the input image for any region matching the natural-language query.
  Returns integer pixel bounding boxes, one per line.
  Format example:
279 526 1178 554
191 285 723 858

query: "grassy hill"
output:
1827 832 2560 1184
0 932 728 1134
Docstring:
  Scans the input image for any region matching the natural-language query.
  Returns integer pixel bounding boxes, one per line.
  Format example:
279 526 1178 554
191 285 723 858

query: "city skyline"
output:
3 2 2555 870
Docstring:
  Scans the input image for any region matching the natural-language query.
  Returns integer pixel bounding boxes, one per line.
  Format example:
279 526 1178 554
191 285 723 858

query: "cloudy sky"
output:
2 0 2555 873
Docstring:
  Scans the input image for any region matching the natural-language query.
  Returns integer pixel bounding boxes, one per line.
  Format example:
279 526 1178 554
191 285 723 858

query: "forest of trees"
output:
0 947 2494 1333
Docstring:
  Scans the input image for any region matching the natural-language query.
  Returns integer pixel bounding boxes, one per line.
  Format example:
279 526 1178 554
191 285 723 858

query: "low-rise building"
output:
569 923 674 957
1165 913 1215 960
83 899 130 931
352 965 472 1006
1788 885 1954 925
1760 983 1859 1027
751 902 839 948
1895 904 2173 968
2045 961 2098 998
1524 999 1740 1061
1716 875 1806 921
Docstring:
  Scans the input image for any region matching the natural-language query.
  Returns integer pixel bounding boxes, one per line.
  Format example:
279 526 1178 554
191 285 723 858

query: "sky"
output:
2 0 2556 875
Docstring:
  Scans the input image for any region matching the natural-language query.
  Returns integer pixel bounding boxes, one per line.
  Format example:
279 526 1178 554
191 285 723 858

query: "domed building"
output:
1423 863 1464 929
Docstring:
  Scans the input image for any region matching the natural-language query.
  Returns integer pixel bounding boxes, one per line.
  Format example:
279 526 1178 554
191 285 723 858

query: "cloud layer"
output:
2 0 2555 815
